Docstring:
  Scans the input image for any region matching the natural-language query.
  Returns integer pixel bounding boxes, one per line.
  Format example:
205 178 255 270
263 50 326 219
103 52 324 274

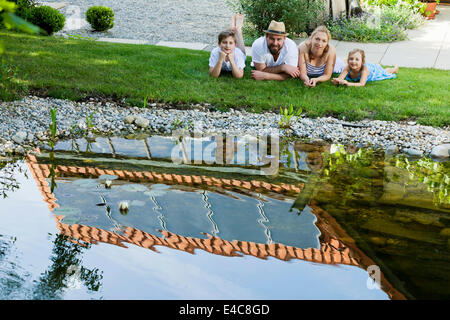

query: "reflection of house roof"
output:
27 154 302 211
25 154 406 300
53 214 357 265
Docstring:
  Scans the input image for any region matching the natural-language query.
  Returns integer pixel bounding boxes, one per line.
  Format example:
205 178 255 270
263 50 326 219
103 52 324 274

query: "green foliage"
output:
9 0 36 20
324 145 374 176
28 5 65 35
228 0 325 35
279 104 302 129
328 1 425 42
328 14 406 43
392 156 450 205
0 0 39 52
143 93 148 108
380 2 425 29
0 58 28 100
86 6 114 32
366 0 426 12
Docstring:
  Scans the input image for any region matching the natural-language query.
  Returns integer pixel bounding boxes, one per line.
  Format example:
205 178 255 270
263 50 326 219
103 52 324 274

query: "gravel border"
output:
0 96 448 159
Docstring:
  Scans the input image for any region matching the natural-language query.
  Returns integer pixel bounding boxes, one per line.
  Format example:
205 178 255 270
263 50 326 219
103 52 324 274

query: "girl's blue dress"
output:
345 63 396 82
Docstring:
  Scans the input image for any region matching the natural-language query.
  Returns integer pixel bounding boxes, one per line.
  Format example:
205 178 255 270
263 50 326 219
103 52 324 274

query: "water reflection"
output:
1 134 449 299
291 142 450 300
0 159 26 198
32 234 103 299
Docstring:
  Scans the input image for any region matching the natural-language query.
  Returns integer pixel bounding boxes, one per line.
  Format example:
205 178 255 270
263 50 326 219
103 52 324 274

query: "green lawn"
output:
1 30 449 127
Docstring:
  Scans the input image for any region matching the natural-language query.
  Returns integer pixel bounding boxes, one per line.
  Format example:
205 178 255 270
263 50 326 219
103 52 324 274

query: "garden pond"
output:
0 134 449 299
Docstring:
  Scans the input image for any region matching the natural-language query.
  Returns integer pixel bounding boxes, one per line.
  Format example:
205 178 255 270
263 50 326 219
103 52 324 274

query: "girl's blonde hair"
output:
348 48 366 64
306 25 331 56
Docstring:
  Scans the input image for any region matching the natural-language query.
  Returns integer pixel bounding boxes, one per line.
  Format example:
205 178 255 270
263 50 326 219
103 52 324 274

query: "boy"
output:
209 14 246 78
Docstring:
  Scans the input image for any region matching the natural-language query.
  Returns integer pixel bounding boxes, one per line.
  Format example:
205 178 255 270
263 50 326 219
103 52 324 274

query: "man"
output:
251 21 300 81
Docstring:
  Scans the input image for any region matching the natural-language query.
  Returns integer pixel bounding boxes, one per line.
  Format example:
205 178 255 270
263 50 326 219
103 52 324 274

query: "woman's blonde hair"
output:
306 25 331 56
348 48 366 64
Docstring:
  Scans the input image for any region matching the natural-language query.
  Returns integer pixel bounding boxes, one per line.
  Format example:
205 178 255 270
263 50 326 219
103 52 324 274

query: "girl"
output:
333 49 399 87
209 14 246 79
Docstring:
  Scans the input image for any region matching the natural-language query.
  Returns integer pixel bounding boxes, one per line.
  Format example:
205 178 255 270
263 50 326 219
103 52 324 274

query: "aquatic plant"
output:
171 118 183 130
119 201 129 214
48 106 57 148
85 112 94 132
279 104 303 129
104 179 112 188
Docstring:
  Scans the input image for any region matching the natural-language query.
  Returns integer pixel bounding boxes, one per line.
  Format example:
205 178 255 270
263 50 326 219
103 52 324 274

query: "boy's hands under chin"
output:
219 50 227 61
227 50 235 63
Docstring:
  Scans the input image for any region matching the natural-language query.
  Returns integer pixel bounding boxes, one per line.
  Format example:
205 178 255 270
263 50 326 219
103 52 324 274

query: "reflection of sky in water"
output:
52 136 289 168
52 178 320 249
0 162 389 299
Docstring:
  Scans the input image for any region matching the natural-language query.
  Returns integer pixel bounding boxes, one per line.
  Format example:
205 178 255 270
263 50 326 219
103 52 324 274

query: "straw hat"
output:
264 21 288 36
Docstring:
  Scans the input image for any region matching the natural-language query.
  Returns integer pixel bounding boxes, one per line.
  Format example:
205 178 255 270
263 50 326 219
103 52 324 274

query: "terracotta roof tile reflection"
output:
26 155 406 300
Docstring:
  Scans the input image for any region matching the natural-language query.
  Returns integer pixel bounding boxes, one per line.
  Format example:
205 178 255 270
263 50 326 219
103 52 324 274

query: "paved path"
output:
333 5 450 69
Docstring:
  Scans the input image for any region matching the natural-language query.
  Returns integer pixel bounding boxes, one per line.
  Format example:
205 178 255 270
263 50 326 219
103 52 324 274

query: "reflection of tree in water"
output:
33 234 103 299
0 159 27 198
293 143 450 299
0 234 28 299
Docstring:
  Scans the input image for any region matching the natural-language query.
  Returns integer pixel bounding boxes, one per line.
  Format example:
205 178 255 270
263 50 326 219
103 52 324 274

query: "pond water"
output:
0 134 448 300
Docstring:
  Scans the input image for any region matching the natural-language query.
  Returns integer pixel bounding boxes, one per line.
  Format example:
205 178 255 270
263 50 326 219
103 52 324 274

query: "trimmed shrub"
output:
86 6 114 31
28 5 65 35
228 0 325 36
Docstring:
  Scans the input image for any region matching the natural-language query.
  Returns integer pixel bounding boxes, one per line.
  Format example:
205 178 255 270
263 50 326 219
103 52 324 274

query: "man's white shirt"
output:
251 36 298 67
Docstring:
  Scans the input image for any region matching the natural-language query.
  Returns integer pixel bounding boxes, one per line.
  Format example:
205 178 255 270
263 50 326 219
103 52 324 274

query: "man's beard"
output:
269 45 281 55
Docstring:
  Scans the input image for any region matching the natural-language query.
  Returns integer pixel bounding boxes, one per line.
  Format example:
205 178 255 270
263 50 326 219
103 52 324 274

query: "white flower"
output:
119 201 129 213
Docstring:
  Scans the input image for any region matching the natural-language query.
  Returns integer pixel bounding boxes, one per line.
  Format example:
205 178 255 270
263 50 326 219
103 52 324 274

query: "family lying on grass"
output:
209 15 399 87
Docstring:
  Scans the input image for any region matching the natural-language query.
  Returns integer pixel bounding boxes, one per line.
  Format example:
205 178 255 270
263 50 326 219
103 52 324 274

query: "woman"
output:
297 25 345 87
